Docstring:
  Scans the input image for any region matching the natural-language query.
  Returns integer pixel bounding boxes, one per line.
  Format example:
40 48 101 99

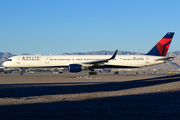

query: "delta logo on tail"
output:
146 32 174 56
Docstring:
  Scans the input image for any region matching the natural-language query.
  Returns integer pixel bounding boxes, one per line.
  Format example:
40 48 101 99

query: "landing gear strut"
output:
89 67 97 75
4 67 7 74
19 68 23 76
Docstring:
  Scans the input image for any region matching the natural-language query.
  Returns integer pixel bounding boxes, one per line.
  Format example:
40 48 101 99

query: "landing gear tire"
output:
89 71 97 75
114 71 119 75
20 72 23 76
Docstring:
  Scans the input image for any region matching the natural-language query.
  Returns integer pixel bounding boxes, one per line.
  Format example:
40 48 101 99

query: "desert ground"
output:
0 72 180 119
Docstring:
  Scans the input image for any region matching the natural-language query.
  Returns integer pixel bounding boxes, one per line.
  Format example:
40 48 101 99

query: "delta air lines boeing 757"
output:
3 32 175 75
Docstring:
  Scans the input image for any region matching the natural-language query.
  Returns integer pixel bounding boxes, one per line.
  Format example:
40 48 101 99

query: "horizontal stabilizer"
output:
155 57 175 61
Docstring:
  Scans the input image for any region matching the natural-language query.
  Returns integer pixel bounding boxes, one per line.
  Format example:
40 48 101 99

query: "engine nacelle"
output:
69 64 82 72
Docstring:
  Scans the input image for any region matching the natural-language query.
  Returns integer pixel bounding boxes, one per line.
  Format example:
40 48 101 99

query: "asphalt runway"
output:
0 72 180 119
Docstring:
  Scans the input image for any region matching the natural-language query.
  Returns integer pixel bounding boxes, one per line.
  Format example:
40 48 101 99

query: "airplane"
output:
3 32 175 75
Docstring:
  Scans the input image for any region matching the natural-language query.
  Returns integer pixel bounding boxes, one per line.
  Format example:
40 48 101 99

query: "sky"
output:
0 0 180 55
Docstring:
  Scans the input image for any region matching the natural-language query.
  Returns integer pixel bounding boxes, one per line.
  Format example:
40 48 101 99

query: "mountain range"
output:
0 52 14 67
1 51 180 69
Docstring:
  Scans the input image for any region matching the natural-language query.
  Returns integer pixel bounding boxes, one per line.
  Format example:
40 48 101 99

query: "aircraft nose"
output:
2 62 7 67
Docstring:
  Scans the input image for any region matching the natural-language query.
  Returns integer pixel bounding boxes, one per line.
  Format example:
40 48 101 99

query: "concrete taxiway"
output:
0 72 180 119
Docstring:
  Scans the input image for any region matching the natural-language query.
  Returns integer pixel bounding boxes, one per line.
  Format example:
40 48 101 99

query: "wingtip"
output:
110 49 118 59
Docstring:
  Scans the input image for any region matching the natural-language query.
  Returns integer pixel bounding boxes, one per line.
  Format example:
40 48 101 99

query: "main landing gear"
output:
89 71 97 75
88 67 97 75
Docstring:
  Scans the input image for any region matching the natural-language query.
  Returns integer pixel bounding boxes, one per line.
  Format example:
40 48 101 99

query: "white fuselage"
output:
2 54 166 68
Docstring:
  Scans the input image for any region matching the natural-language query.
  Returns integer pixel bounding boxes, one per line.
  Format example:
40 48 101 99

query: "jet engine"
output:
68 64 82 72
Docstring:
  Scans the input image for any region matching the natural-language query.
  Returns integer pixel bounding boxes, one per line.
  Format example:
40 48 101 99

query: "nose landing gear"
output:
19 68 23 75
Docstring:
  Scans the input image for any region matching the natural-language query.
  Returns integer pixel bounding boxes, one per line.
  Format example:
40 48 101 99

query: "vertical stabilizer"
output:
146 32 174 56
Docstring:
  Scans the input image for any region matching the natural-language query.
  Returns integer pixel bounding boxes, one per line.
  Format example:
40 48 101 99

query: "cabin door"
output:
45 57 51 64
16 57 21 64
145 57 149 63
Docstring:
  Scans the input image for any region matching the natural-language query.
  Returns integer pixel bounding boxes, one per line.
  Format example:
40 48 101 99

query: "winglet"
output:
109 49 118 60
82 50 118 65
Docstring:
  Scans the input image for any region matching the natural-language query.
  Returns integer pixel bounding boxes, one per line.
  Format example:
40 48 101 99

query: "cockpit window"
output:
8 59 12 61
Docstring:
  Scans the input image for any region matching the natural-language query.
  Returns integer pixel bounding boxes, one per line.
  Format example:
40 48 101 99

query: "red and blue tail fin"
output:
146 32 174 56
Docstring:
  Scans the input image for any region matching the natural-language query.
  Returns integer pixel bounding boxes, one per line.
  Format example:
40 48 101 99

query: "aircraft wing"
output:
82 50 118 64
155 57 175 61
